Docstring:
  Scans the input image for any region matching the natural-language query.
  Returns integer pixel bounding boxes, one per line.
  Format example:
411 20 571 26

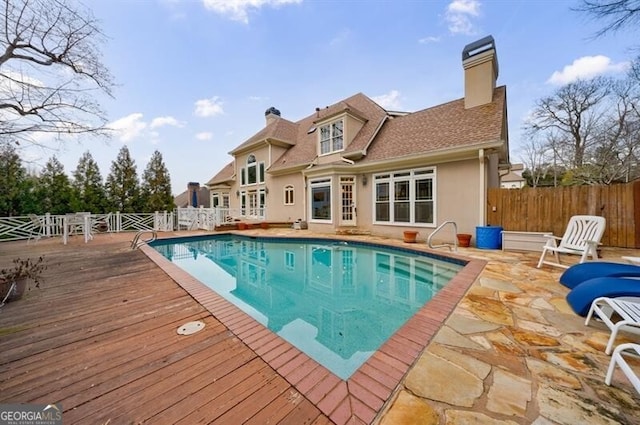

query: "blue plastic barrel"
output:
476 226 503 249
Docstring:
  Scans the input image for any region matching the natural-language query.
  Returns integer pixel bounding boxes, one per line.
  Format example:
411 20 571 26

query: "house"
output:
500 163 527 189
205 35 509 239
174 182 211 208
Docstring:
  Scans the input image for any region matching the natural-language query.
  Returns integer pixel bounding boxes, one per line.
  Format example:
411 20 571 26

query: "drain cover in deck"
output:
177 321 205 335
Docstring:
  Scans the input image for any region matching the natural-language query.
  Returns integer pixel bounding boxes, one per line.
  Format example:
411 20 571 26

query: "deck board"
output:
0 234 329 424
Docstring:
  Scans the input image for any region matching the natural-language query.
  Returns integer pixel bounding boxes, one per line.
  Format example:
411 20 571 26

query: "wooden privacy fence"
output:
486 181 640 248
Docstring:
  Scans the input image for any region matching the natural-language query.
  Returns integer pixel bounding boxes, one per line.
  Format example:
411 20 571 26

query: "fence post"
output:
44 213 52 237
115 211 121 232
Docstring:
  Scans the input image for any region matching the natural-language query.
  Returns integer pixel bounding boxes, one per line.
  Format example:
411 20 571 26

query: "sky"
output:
22 0 639 196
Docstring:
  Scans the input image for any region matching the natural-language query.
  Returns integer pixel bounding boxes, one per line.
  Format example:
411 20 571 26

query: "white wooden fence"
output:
0 207 267 242
0 211 175 242
176 207 265 231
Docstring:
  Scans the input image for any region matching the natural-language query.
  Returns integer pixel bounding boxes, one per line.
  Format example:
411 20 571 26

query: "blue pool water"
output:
151 235 464 379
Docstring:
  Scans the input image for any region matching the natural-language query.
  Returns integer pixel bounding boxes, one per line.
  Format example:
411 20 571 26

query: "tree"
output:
0 0 114 145
575 0 640 37
526 78 611 170
36 156 73 214
0 143 26 215
140 150 173 213
72 151 106 213
523 70 640 185
105 146 139 212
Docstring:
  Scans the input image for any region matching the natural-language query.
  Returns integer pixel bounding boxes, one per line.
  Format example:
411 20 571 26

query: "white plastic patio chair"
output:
605 343 640 395
536 215 606 269
585 297 640 354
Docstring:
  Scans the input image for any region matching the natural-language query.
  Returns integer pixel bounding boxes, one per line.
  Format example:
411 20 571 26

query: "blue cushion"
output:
566 277 640 316
560 262 640 289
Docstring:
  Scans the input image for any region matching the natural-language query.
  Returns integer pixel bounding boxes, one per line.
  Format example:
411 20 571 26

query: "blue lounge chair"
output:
566 277 640 316
560 262 640 289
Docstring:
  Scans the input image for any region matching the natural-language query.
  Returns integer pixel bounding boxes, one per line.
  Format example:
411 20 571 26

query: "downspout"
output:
479 148 486 225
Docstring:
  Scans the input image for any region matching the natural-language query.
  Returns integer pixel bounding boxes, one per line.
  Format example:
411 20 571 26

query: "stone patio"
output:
376 245 640 425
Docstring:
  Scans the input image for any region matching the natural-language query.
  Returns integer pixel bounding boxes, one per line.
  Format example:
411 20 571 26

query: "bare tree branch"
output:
0 0 114 146
574 0 640 37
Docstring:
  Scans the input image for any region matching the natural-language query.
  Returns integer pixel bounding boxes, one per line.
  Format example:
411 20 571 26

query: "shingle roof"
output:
361 86 506 163
173 187 211 208
210 87 506 178
206 161 235 186
230 117 299 154
269 93 387 172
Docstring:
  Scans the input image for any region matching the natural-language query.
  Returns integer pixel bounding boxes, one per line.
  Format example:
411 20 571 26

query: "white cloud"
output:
419 36 441 44
194 97 224 117
150 116 185 129
196 132 213 141
445 0 481 35
547 55 630 85
372 90 402 110
201 0 302 24
108 113 147 142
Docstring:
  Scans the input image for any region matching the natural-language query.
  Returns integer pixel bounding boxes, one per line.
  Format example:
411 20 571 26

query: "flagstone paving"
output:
376 245 640 425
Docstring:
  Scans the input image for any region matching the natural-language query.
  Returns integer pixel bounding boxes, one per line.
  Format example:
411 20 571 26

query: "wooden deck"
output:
0 233 331 424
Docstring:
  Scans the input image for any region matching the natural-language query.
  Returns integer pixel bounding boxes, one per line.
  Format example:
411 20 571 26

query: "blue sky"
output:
28 0 638 195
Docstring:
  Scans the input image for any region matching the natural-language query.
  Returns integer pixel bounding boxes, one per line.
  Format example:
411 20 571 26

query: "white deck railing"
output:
0 211 175 242
176 207 265 231
1 207 267 242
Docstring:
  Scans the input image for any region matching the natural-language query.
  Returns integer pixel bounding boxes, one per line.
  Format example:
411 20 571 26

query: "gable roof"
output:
230 117 299 155
361 86 506 163
206 161 235 186
268 93 388 172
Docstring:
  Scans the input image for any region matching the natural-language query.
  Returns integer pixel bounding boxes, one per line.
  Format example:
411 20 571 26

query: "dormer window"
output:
319 119 343 155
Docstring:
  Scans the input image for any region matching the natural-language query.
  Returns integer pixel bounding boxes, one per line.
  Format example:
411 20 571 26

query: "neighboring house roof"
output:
174 187 211 208
502 171 526 183
206 161 235 186
362 86 506 163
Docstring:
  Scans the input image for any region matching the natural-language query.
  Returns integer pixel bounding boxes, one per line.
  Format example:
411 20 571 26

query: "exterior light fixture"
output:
236 190 240 197
362 175 368 186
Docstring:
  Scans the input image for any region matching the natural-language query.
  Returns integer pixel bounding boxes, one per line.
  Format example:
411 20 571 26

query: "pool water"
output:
151 235 463 379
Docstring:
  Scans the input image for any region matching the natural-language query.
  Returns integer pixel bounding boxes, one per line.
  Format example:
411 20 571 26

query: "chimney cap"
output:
265 106 281 117
462 35 495 61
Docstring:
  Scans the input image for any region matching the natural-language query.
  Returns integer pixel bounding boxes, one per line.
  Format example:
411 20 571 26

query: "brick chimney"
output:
462 36 498 109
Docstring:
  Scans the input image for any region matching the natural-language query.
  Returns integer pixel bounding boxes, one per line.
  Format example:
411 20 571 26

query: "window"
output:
241 154 264 186
374 168 435 225
310 178 331 221
319 119 344 155
247 154 256 185
284 185 294 205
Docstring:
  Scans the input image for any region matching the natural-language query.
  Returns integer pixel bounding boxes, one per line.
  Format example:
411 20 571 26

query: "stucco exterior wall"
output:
266 173 306 222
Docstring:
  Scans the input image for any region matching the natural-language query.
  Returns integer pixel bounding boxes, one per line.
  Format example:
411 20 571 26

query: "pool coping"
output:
140 235 486 425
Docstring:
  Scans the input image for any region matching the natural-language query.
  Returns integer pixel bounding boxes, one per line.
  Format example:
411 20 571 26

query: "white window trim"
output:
309 177 333 223
372 167 436 227
318 118 345 156
242 154 265 187
284 185 295 205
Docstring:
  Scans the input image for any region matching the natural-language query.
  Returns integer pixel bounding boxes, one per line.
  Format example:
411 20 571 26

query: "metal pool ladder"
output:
427 221 458 252
131 230 157 249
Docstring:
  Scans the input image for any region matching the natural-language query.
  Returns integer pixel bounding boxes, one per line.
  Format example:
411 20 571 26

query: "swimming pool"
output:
151 235 464 379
